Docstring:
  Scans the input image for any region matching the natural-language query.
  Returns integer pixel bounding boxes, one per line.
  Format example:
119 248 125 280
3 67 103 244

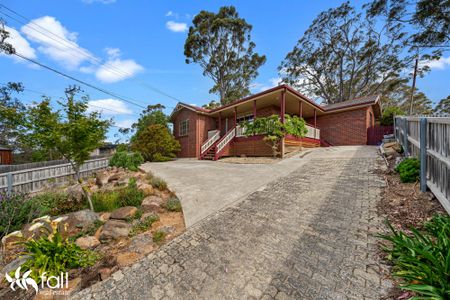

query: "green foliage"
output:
395 158 420 183
380 106 405 126
115 143 128 152
280 2 409 104
149 176 167 190
21 230 97 284
434 95 450 115
68 220 104 242
243 114 308 157
25 86 111 181
109 151 144 171
184 6 266 104
129 214 159 237
379 216 450 299
131 124 180 162
30 191 83 216
0 192 40 238
165 196 182 212
91 178 145 212
152 230 166 244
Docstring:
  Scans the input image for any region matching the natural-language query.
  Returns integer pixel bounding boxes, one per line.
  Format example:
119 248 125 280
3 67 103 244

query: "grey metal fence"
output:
0 157 110 194
394 116 450 214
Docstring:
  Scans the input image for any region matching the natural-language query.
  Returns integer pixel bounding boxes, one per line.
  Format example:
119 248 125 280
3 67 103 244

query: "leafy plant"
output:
129 214 159 237
0 192 40 238
395 158 420 183
165 196 182 212
131 124 180 162
109 151 144 171
91 190 121 212
152 230 166 244
149 176 167 190
30 191 82 216
119 178 145 207
379 216 450 299
21 229 97 284
380 106 405 126
244 114 308 157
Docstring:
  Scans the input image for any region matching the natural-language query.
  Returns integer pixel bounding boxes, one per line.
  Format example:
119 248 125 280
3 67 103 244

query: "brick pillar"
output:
218 112 222 135
299 101 303 118
253 100 257 119
280 90 286 158
314 109 317 139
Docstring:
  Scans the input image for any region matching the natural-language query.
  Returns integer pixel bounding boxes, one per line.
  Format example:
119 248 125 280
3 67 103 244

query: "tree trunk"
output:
74 165 94 211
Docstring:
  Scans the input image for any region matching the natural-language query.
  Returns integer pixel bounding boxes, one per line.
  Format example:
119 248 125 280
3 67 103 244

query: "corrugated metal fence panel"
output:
0 157 110 194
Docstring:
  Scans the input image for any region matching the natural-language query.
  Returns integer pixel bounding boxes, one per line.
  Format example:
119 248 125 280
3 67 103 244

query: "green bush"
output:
380 106 405 126
129 214 159 237
165 196 182 212
395 158 420 183
109 151 144 171
30 191 82 216
20 230 97 284
379 216 450 299
152 230 166 244
0 192 40 238
91 178 145 212
131 124 180 162
149 176 167 190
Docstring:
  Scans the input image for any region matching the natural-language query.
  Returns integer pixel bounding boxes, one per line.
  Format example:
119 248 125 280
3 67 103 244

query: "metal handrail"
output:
201 131 220 154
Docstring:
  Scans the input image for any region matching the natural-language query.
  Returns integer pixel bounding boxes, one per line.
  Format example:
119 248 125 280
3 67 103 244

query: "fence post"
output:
403 118 409 156
6 172 13 195
419 117 428 192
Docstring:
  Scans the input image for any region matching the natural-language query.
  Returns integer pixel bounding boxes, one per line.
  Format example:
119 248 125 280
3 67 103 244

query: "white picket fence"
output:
394 116 450 214
0 157 110 194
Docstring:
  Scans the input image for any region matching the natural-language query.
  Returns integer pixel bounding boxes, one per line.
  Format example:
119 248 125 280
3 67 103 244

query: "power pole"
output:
409 53 419 115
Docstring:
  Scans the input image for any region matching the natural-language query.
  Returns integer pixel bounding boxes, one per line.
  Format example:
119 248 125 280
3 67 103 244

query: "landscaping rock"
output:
141 196 163 213
1 231 23 247
57 209 99 238
99 220 132 241
95 171 109 187
140 212 158 222
67 184 85 203
75 236 100 249
116 252 141 268
0 255 30 280
99 212 111 222
128 232 154 254
99 268 112 280
138 183 154 196
22 221 53 240
158 225 175 235
110 206 138 220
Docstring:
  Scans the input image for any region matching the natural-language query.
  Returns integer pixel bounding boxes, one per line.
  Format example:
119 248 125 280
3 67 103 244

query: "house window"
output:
236 114 254 124
179 119 189 136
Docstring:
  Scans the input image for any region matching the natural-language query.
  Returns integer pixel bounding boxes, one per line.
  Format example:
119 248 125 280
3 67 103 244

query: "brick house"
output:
170 84 381 160
0 146 13 165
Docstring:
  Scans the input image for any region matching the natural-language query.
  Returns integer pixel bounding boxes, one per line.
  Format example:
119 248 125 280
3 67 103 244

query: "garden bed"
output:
0 167 185 299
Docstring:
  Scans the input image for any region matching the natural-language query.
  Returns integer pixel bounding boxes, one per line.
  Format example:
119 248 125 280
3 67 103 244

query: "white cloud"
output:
115 119 135 128
95 48 144 83
82 0 116 4
88 99 133 115
165 11 176 17
421 56 450 70
166 21 188 33
21 16 93 70
0 26 37 62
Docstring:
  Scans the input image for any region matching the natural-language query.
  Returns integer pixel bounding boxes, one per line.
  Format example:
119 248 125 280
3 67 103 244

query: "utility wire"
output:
0 4 183 103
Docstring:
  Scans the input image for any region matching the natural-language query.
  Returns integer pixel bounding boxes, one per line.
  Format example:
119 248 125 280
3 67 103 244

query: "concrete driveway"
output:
140 154 310 227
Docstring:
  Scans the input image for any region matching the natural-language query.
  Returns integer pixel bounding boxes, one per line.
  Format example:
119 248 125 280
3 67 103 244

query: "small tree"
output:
26 86 110 210
131 124 180 162
380 106 405 126
244 115 307 158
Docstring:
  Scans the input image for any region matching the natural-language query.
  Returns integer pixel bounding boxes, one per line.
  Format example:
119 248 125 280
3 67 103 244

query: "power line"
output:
13 51 147 109
0 4 184 103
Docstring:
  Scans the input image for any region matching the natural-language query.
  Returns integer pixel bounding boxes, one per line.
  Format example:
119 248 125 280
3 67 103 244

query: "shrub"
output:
380 106 405 126
131 124 180 162
30 191 82 216
109 151 144 171
129 214 159 237
0 192 41 238
379 216 450 299
152 230 166 244
149 176 167 190
119 178 145 207
20 229 97 284
91 190 121 212
395 158 420 183
165 196 182 212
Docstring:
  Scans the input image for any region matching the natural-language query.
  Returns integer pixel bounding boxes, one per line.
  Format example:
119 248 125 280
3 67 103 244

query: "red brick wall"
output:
173 109 198 158
232 136 273 157
197 114 217 157
0 150 13 165
314 108 370 145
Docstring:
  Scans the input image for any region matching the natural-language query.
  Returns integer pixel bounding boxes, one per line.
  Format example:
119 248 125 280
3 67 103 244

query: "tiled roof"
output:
322 95 380 111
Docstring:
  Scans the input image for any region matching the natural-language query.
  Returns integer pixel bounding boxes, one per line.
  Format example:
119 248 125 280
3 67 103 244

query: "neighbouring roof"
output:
0 146 12 151
321 95 381 111
171 85 381 118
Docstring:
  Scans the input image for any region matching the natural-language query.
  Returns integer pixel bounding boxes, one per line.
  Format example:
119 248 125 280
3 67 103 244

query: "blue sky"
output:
1 0 449 142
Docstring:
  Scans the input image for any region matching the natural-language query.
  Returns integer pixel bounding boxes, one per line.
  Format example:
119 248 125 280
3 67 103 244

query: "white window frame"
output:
179 119 189 137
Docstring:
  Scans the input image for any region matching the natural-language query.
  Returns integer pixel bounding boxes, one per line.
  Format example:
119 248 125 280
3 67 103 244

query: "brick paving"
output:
72 148 389 300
